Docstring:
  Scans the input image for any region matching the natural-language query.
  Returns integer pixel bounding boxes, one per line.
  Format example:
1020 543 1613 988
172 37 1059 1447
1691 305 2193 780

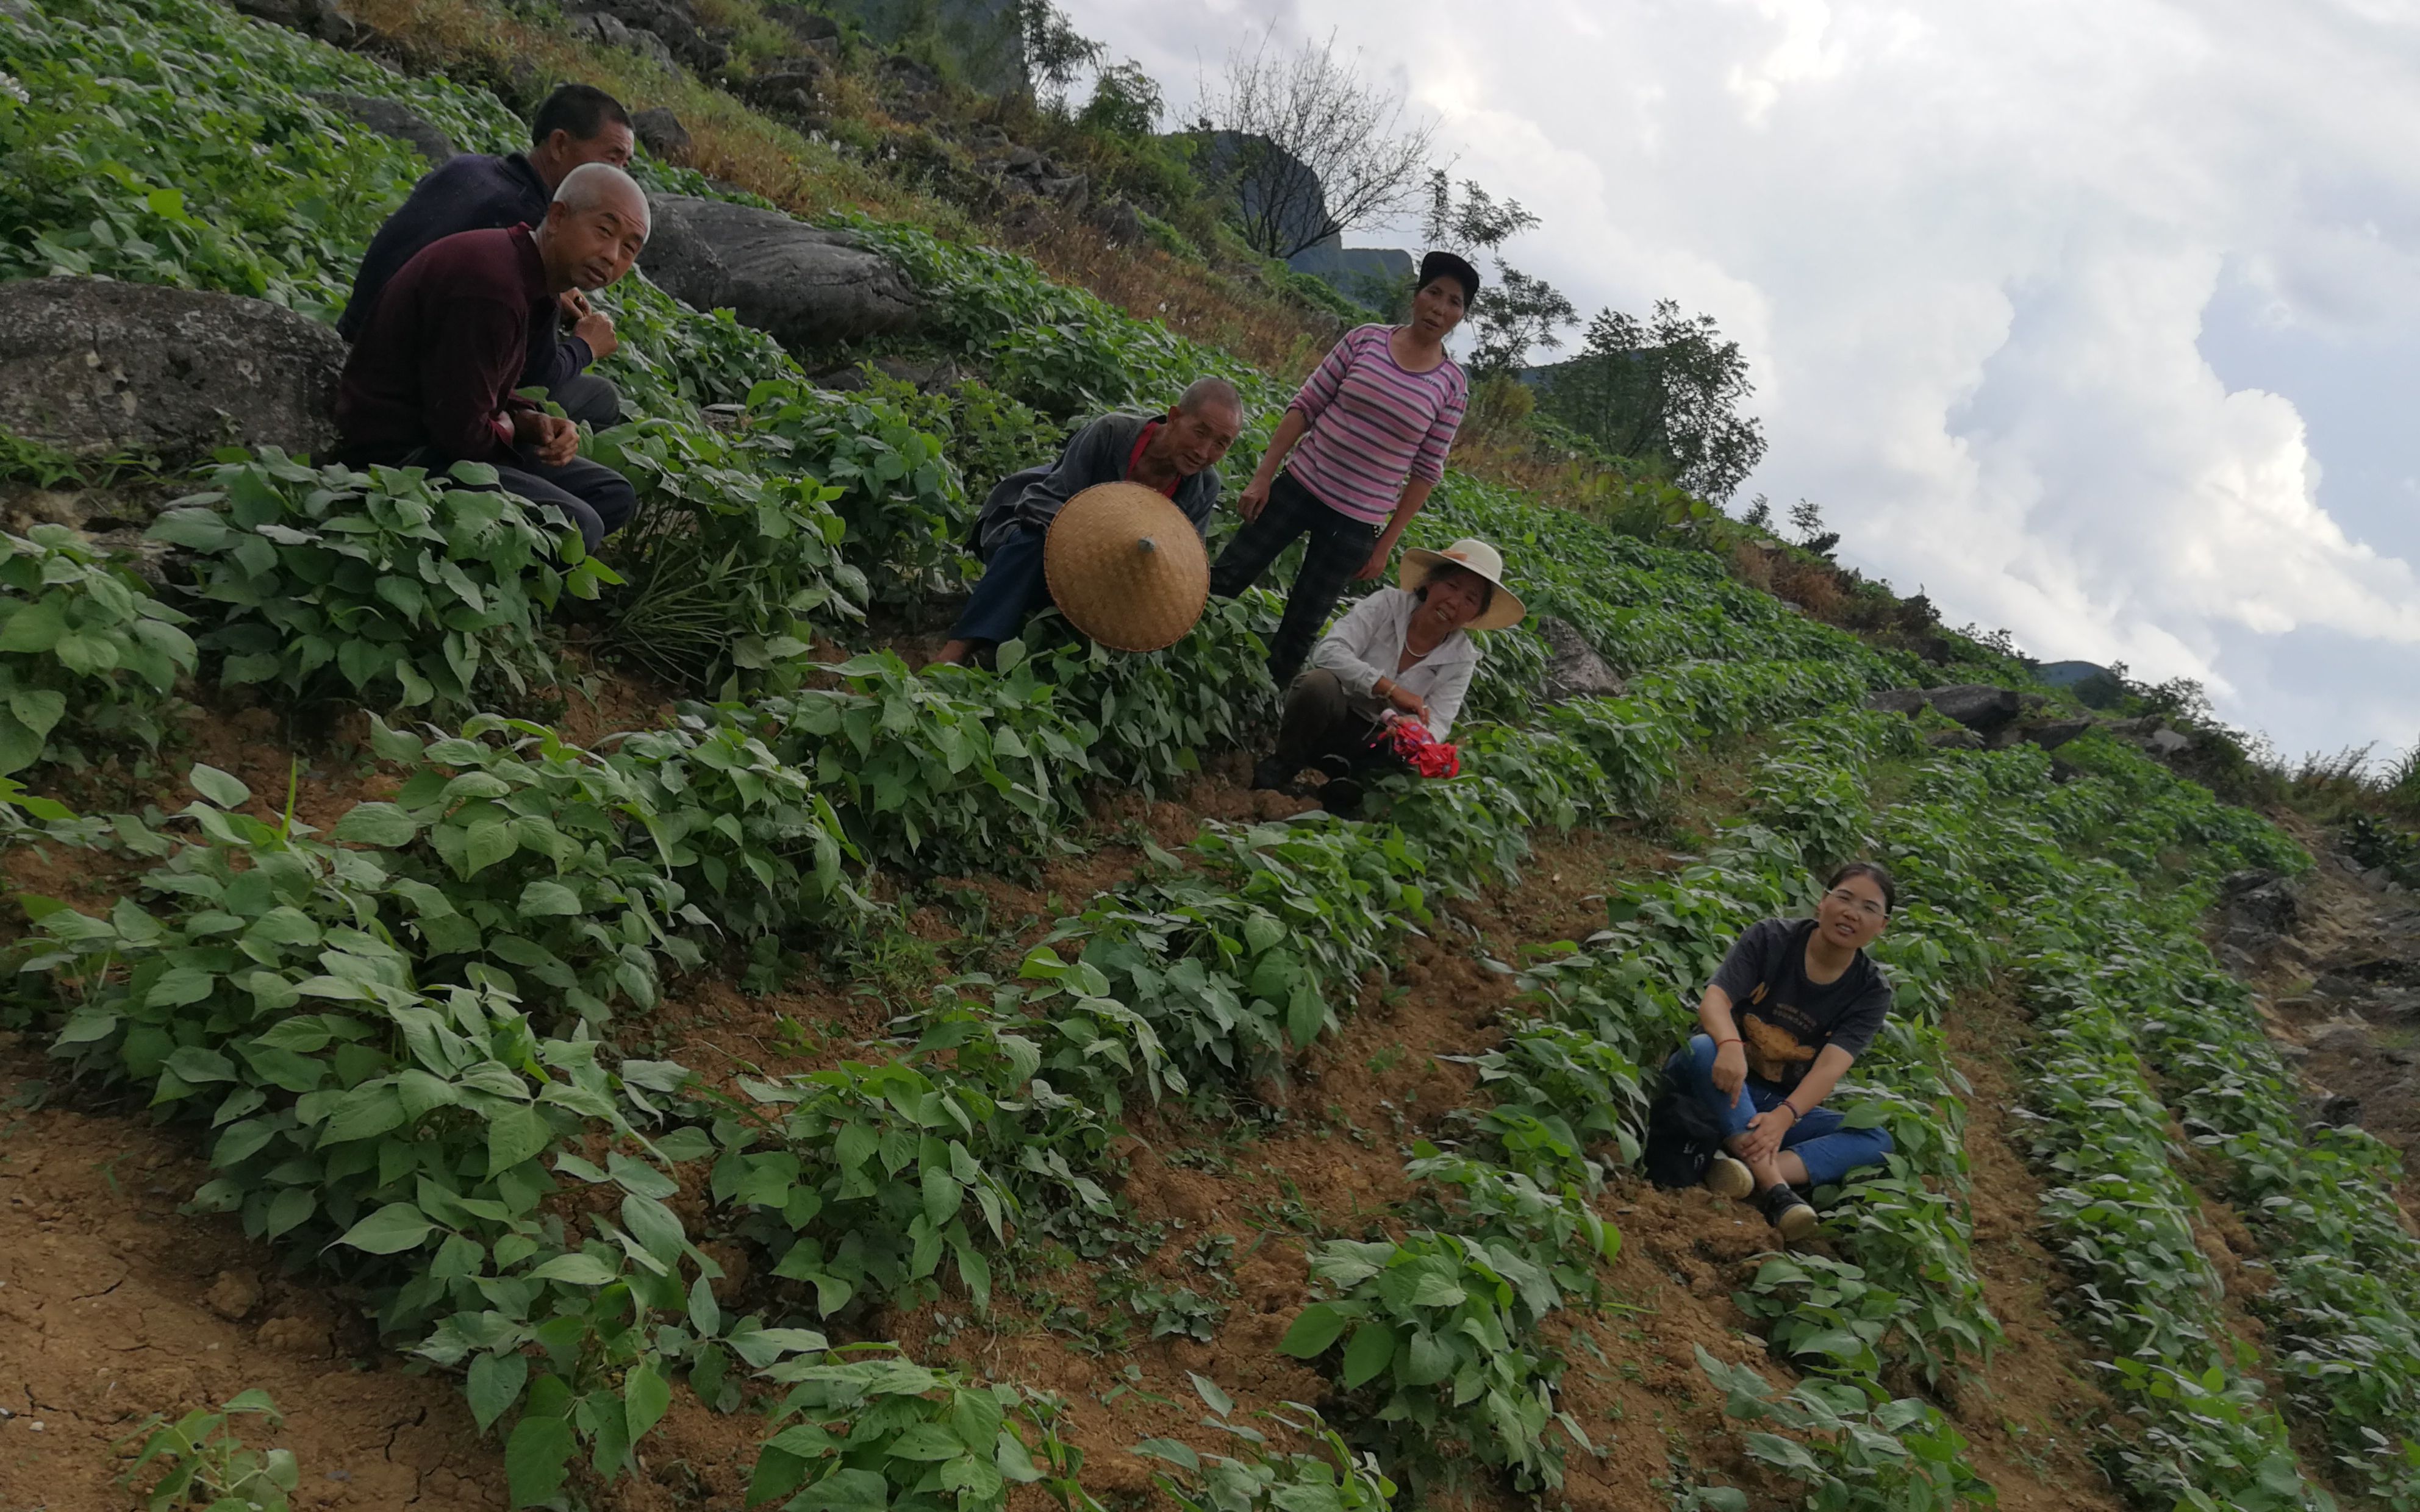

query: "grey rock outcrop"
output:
2221 869 2300 935
1927 683 2022 732
1536 618 1624 705
568 10 679 71
1089 198 1145 247
1863 688 1929 716
2023 716 2093 751
0 279 346 469
308 91 456 163
570 0 724 71
994 144 1086 209
1925 727 1986 751
631 107 693 164
639 196 921 352
737 59 829 124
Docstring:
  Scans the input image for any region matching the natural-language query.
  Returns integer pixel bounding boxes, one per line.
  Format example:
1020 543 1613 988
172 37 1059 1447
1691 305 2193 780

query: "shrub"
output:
0 524 195 770
739 647 1097 872
19 762 670 1283
151 451 616 718
588 419 867 692
359 715 704 1025
743 379 969 609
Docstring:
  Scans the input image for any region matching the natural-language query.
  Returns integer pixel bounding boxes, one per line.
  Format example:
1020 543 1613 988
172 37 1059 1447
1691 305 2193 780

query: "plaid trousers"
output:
1208 470 1382 688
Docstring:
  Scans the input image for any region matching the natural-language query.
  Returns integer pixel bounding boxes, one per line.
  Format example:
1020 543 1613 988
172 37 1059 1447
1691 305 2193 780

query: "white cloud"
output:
1064 0 2420 752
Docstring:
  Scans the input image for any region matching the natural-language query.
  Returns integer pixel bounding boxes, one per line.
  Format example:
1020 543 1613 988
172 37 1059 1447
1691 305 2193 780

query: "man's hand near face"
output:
561 290 617 360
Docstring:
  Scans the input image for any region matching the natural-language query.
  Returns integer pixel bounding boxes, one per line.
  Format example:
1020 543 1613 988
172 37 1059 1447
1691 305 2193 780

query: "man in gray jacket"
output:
934 378 1244 665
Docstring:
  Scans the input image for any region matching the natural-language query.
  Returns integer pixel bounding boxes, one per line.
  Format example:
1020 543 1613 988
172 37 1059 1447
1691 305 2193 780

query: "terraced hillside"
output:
2 3 2419 1511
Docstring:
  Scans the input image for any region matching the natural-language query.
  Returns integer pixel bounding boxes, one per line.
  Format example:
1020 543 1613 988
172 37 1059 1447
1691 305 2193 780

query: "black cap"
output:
1419 250 1481 303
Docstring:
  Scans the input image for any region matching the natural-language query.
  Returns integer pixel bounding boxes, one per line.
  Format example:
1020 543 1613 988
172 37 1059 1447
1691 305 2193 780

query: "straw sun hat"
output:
1400 538 1526 631
1043 481 1211 652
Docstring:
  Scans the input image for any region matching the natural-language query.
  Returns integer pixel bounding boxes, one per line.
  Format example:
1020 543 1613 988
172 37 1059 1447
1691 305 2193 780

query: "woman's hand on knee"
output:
1709 1040 1748 1102
1740 1107 1791 1162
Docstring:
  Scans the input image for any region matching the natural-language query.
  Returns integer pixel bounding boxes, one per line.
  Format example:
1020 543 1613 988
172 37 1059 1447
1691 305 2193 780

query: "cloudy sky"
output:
1062 0 2420 760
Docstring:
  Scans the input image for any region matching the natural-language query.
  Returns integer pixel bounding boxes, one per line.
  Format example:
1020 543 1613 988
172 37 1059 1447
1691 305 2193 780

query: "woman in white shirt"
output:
1250 537 1525 815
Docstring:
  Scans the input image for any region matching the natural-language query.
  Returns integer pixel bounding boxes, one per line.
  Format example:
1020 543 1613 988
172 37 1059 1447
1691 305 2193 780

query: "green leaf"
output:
468 1351 529 1433
7 688 64 741
0 597 64 652
187 764 251 810
330 802 418 846
1278 1303 1350 1358
487 1104 553 1175
527 1252 618 1286
518 879 582 916
624 1359 671 1443
505 1414 575 1507
462 818 516 876
1341 1322 1397 1387
334 1202 432 1255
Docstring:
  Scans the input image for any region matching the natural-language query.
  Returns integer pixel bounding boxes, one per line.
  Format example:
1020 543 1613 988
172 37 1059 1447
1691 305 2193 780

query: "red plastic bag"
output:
1383 719 1460 779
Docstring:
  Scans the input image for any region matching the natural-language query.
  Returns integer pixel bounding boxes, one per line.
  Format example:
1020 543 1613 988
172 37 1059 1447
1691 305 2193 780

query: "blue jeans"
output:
950 522 1052 645
1666 1033 1894 1189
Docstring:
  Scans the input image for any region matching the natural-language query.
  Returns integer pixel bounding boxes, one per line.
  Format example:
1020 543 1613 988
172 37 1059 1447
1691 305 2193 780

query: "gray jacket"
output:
975 412 1222 558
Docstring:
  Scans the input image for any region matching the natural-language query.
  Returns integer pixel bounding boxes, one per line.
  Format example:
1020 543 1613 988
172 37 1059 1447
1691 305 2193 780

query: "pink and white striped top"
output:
1284 324 1469 526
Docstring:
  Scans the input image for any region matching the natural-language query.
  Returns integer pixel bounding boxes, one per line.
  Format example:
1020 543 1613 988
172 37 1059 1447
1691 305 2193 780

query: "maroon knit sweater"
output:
334 224 554 464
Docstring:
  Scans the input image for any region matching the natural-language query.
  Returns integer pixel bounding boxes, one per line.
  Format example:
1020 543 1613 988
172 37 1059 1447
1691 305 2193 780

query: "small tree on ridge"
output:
1197 29 1439 259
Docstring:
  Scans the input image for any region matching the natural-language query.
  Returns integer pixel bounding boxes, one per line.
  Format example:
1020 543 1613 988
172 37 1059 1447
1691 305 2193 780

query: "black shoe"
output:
1756 1182 1818 1241
1319 777 1364 818
1251 757 1297 792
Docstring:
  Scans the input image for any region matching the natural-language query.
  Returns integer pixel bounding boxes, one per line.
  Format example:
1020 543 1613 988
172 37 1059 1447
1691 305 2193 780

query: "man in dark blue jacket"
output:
337 84 634 430
934 379 1245 665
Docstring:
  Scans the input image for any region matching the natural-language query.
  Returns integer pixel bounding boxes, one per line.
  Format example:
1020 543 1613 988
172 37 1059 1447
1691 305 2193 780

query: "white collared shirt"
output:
1308 587 1483 740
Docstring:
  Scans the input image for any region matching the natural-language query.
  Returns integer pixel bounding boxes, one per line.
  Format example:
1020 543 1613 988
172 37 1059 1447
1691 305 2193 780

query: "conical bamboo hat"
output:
1043 482 1209 652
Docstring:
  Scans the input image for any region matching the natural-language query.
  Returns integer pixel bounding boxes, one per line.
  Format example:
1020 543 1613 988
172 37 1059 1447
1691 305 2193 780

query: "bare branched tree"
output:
1196 29 1440 259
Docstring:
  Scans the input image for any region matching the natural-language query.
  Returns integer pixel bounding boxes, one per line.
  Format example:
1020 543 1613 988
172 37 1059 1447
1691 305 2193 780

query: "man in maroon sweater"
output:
334 162 650 554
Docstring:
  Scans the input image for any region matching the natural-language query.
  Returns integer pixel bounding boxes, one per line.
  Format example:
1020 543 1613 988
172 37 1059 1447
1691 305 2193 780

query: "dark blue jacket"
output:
336 152 590 390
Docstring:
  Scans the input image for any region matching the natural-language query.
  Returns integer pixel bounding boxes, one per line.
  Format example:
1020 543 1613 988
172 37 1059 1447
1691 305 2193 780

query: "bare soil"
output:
0 1039 508 1512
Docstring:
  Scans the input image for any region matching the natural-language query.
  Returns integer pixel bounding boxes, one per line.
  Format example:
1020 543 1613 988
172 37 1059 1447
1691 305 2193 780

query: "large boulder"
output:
1927 683 2023 733
631 107 693 165
1863 688 1929 716
0 279 346 469
639 196 921 352
307 91 456 163
2022 716 2093 751
1536 617 1624 704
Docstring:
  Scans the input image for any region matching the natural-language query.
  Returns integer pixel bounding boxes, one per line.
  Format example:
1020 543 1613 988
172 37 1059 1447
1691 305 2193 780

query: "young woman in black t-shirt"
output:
1665 861 1899 1239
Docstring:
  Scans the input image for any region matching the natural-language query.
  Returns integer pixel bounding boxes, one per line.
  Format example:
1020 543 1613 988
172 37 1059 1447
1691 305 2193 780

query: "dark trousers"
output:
1275 669 1384 768
487 453 635 555
1208 471 1381 688
550 373 622 431
949 522 1050 645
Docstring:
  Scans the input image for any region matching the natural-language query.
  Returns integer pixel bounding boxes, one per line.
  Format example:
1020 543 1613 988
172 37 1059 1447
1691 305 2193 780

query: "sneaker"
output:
1702 1154 1755 1200
1756 1183 1819 1241
1251 757 1297 792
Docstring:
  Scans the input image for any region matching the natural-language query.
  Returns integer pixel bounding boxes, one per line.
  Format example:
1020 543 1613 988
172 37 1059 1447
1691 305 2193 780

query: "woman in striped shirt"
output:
1208 251 1478 688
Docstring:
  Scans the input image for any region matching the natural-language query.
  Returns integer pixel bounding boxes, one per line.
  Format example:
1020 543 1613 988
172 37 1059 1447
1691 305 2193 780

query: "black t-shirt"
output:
1708 918 1892 1089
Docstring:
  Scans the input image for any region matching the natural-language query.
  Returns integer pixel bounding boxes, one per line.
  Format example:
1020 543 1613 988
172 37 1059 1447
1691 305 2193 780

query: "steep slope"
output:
2 5 2418 1512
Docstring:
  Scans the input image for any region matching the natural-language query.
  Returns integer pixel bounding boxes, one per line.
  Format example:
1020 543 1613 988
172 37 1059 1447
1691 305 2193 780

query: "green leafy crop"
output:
152 452 617 718
118 1389 299 1512
0 522 194 770
1279 1234 1586 1491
